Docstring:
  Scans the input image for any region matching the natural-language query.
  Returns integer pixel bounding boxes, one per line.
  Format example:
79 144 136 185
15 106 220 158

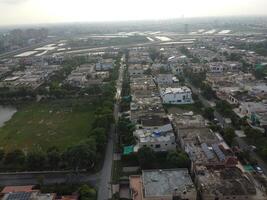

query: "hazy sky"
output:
0 0 267 25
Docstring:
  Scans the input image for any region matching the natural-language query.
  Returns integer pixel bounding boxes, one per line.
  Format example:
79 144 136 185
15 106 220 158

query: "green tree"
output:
223 128 235 145
255 67 265 80
149 48 160 62
0 149 5 161
47 147 61 170
260 147 267 158
137 147 156 169
201 84 215 100
91 128 107 151
203 107 215 120
63 139 97 171
4 149 25 166
166 151 190 168
26 150 47 171
118 117 135 146
78 184 97 200
215 100 233 117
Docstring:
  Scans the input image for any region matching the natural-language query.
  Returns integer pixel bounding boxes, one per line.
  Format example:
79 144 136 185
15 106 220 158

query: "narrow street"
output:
97 125 115 200
97 55 125 200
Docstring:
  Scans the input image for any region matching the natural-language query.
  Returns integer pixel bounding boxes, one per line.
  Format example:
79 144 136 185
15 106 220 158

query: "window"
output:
165 144 168 146
155 144 161 148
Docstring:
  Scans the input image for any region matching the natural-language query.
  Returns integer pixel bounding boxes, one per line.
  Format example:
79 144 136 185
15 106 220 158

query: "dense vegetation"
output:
0 54 121 172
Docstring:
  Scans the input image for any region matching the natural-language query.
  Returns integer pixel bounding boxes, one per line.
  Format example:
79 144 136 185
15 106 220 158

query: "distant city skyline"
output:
0 0 267 26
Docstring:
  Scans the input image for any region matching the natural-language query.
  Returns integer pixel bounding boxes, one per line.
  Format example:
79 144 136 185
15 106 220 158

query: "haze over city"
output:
0 0 267 25
0 0 267 199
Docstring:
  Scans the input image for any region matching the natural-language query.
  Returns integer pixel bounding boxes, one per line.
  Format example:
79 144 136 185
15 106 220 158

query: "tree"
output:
215 100 233 117
63 139 97 171
244 126 263 143
118 117 135 146
166 151 190 168
201 84 215 100
4 149 25 167
203 107 215 120
148 48 160 62
26 150 47 171
91 128 107 151
255 67 265 80
137 147 156 169
0 149 5 161
78 184 97 200
47 147 61 170
223 128 235 145
260 147 267 158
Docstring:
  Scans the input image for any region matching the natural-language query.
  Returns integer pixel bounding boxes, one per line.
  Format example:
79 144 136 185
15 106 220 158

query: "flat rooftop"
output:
142 169 195 197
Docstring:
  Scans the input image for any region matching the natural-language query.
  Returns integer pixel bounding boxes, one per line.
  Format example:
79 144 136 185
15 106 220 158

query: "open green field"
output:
0 99 95 152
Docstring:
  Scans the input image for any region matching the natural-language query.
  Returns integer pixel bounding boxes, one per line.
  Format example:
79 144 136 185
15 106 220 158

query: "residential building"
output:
235 102 267 129
155 73 173 85
196 167 266 200
171 65 184 75
160 87 193 105
128 64 148 77
129 169 197 200
95 59 113 71
1 186 56 200
133 123 176 152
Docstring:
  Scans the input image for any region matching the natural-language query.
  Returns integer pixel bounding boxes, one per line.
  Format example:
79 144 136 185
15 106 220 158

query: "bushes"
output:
40 183 96 199
136 147 190 170
203 107 215 120
137 147 157 169
118 117 136 148
166 151 190 168
0 139 97 172
78 184 97 200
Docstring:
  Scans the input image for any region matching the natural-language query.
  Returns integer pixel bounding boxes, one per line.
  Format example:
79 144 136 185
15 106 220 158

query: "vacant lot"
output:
0 99 95 152
165 103 203 115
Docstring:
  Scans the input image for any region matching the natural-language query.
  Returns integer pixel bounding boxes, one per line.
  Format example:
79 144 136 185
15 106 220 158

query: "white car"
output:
255 166 263 174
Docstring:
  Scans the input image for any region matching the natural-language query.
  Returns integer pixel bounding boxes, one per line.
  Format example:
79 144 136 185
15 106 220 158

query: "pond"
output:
0 105 17 127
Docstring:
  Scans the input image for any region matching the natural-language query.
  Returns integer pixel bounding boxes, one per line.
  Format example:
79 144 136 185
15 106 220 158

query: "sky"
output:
0 0 267 26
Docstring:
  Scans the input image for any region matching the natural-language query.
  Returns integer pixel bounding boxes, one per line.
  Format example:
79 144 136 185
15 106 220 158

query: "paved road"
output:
185 79 214 108
0 171 99 187
97 55 124 200
97 125 115 200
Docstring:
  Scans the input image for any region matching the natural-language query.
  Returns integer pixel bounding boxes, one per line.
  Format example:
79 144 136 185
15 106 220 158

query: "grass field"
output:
0 99 96 152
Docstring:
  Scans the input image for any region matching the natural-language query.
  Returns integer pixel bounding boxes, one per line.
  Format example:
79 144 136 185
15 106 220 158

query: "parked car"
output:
254 166 263 174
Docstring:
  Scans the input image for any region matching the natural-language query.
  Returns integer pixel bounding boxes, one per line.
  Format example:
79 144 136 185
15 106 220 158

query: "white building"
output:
160 87 193 105
133 124 176 152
